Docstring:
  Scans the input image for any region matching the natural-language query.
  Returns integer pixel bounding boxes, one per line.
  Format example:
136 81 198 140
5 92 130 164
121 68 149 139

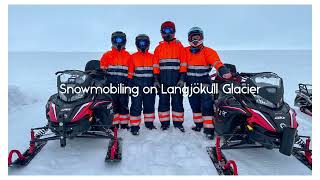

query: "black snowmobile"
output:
294 83 312 116
206 64 312 175
8 60 122 167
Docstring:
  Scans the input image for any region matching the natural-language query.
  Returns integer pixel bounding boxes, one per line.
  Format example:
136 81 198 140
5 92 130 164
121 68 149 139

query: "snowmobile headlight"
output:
254 95 276 108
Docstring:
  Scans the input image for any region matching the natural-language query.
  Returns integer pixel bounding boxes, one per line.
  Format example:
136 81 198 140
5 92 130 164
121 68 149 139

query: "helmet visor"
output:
162 27 174 34
138 39 148 47
115 36 125 43
189 33 203 46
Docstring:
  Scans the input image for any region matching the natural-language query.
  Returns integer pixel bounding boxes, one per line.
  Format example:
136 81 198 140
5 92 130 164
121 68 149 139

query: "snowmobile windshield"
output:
252 73 282 88
57 70 90 102
251 73 284 109
299 84 312 96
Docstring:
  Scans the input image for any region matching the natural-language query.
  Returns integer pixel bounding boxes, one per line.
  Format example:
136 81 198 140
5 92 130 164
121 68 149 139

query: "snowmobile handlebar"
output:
298 83 312 86
55 70 85 75
55 69 108 77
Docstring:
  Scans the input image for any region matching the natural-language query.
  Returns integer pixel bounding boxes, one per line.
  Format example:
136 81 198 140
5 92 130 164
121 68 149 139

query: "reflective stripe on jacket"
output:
153 39 187 86
128 51 155 87
100 48 131 84
185 46 224 84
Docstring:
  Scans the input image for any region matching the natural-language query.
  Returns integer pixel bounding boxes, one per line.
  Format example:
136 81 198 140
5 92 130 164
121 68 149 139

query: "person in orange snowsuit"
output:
128 34 157 135
153 21 187 132
185 27 231 139
100 31 131 129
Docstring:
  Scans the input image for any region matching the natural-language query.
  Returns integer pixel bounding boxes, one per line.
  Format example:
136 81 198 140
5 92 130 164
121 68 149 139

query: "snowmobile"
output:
207 64 312 175
8 60 122 167
294 83 312 116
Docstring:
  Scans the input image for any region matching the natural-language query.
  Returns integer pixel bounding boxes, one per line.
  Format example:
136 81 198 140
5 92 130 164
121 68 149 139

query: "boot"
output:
130 126 140 136
191 123 203 132
161 121 170 131
120 124 129 130
204 128 215 140
145 122 157 130
173 122 185 132
175 126 185 132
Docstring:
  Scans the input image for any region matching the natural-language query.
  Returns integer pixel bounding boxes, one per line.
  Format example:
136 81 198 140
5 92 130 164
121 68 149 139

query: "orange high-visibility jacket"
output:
153 39 187 74
153 39 187 86
128 51 155 81
100 48 131 84
185 46 224 83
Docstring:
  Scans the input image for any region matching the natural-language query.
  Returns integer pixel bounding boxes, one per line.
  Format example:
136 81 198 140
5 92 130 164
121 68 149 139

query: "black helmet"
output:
135 34 150 53
85 60 100 72
111 31 126 50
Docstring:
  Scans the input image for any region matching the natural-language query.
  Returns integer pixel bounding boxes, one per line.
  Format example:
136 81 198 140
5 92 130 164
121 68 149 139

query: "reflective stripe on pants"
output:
203 116 214 128
113 113 120 125
193 112 203 123
172 111 184 122
119 114 129 124
159 111 170 122
144 113 155 122
130 115 141 126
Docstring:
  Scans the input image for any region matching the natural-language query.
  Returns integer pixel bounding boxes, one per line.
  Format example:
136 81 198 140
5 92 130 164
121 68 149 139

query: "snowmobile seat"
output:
224 63 237 76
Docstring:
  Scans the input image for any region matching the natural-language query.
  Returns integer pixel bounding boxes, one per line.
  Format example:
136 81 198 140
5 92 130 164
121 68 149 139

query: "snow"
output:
8 50 312 175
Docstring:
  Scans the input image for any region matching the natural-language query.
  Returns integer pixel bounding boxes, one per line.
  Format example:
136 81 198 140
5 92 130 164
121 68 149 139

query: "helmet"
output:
85 60 100 71
135 34 150 53
111 31 126 50
188 27 204 47
160 21 176 41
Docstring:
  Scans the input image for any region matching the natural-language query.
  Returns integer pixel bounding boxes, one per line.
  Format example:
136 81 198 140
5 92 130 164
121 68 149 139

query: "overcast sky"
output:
9 5 311 52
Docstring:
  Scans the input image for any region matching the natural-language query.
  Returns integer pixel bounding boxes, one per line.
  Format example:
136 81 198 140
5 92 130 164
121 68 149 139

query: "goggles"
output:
114 37 125 43
162 27 174 34
138 39 148 46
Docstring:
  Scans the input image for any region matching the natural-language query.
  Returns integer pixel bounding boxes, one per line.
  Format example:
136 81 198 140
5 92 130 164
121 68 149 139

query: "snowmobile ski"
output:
8 141 47 167
206 136 238 175
105 127 122 162
8 129 48 167
292 137 312 170
292 150 312 170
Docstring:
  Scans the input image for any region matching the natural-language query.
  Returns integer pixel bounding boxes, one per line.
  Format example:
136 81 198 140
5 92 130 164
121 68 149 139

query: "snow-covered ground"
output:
8 50 312 175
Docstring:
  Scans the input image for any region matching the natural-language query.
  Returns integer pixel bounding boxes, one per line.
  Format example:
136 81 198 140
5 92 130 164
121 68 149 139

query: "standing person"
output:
153 21 187 132
128 34 157 135
185 27 231 139
100 31 131 129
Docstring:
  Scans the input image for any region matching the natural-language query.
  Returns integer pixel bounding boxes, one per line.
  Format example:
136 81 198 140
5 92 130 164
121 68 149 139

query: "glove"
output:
153 74 161 89
218 66 232 79
176 73 186 88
